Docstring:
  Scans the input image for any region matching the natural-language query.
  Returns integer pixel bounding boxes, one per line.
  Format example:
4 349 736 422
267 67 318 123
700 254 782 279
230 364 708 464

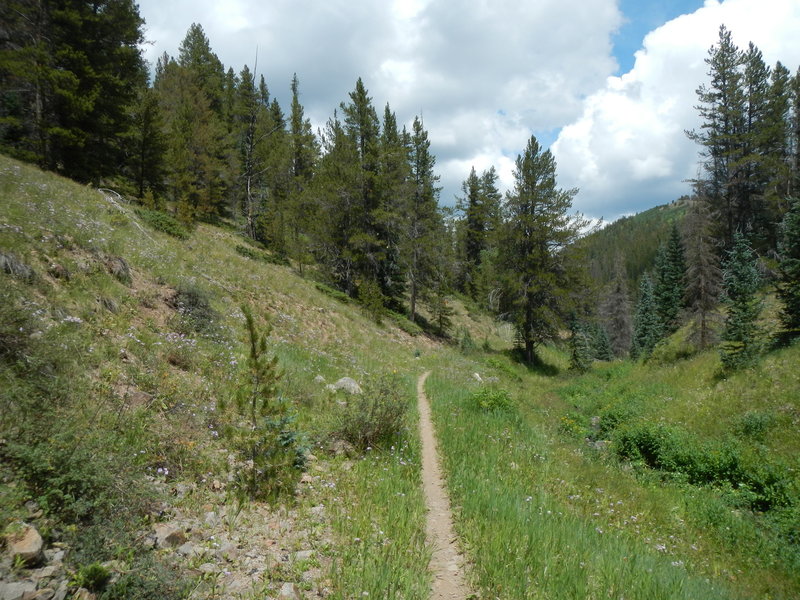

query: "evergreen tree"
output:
569 316 593 372
232 64 262 239
590 323 614 361
402 116 442 322
497 135 584 364
632 274 661 359
653 224 687 335
0 0 147 181
127 85 167 198
687 25 746 248
683 196 722 349
777 198 800 340
720 232 762 370
177 23 225 116
601 256 633 357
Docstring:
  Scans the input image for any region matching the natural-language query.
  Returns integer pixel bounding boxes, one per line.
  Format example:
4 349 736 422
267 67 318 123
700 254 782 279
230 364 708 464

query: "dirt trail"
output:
417 371 473 600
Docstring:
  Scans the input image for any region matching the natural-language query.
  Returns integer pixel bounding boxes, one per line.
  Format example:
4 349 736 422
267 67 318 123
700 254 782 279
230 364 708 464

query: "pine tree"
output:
653 224 687 335
402 116 442 322
590 323 614 361
601 256 633 357
497 135 584 364
777 198 800 340
569 316 593 372
687 25 746 248
127 85 167 198
0 0 147 181
720 232 762 370
683 196 722 349
632 274 661 359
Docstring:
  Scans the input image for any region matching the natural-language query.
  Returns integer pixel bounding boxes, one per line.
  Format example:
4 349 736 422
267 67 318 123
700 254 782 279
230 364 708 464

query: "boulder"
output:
278 582 300 599
0 581 36 600
153 523 186 548
330 377 362 394
7 525 44 566
313 375 326 385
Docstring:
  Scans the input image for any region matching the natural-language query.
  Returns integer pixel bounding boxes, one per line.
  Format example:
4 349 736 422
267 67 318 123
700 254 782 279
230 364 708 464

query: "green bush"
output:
485 357 522 382
134 208 189 239
333 374 408 451
315 282 351 304
388 311 424 336
73 562 111 592
235 244 289 265
736 410 775 440
472 387 514 412
171 281 217 334
614 422 791 511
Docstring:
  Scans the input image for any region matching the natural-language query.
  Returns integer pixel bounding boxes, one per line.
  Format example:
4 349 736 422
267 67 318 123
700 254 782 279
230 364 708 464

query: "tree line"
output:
3 8 797 368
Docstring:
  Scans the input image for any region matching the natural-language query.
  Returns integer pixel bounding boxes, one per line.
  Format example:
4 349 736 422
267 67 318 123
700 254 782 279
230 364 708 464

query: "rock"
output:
153 523 186 548
105 256 131 286
217 542 239 561
71 589 95 600
330 377 362 394
328 439 356 458
197 563 217 575
23 588 55 600
29 565 58 581
293 550 313 562
52 581 68 600
0 581 36 600
203 512 219 527
472 372 483 383
278 582 300 599
299 473 314 485
128 391 153 409
47 264 71 281
176 542 196 557
313 375 326 385
7 525 44 566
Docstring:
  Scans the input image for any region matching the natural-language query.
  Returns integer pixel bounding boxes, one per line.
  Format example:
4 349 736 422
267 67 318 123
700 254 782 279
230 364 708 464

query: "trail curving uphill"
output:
417 371 473 600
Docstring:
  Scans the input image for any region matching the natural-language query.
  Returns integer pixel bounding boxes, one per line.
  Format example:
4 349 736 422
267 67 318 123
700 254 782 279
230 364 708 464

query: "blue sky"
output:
613 0 705 73
137 0 800 222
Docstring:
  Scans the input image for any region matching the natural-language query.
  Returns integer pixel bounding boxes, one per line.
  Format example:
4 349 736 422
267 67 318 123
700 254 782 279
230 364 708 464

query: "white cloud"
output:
553 0 800 221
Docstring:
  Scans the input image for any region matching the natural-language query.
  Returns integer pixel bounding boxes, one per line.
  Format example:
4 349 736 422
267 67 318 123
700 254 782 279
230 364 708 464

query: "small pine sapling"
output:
720 233 762 371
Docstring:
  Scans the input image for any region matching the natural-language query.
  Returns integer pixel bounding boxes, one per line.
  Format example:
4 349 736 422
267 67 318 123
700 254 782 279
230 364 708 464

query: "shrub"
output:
73 562 111 592
315 282 350 304
357 279 386 324
614 422 791 511
0 251 36 282
171 281 217 334
134 207 189 239
472 387 514 412
333 374 408 451
736 410 775 440
485 357 522 382
234 244 289 265
388 311 424 336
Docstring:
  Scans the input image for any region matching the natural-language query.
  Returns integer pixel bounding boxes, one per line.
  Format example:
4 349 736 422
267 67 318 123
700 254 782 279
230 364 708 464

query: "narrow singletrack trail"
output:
417 371 473 600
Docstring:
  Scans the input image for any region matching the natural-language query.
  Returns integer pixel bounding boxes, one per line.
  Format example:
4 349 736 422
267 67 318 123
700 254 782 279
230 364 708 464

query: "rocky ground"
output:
1 451 339 600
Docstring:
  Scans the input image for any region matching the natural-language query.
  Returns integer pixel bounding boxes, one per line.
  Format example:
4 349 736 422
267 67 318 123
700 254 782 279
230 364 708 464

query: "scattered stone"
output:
299 473 314 485
310 505 325 518
52 581 68 600
204 512 219 527
7 525 44 566
217 542 239 561
278 582 300 599
293 550 313 562
0 581 36 600
313 375 326 385
47 264 71 281
128 391 153 409
328 439 356 458
176 542 197 557
71 589 95 600
197 563 217 575
23 588 55 600
29 565 58 580
211 480 224 492
329 377 362 394
154 523 186 548
472 372 483 383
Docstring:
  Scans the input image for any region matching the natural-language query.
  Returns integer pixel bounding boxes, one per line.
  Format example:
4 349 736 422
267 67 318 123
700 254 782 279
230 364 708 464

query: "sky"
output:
136 0 800 223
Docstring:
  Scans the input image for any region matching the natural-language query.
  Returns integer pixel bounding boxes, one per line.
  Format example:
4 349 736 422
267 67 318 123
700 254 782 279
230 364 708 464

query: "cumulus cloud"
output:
553 0 800 221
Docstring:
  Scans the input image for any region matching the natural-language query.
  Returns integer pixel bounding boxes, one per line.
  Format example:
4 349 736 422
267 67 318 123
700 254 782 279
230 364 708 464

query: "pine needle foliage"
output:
720 233 763 371
222 305 305 501
777 198 800 340
632 274 661 360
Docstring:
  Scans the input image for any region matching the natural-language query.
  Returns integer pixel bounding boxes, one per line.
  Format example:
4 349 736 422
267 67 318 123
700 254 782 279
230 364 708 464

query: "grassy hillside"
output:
1 154 798 599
